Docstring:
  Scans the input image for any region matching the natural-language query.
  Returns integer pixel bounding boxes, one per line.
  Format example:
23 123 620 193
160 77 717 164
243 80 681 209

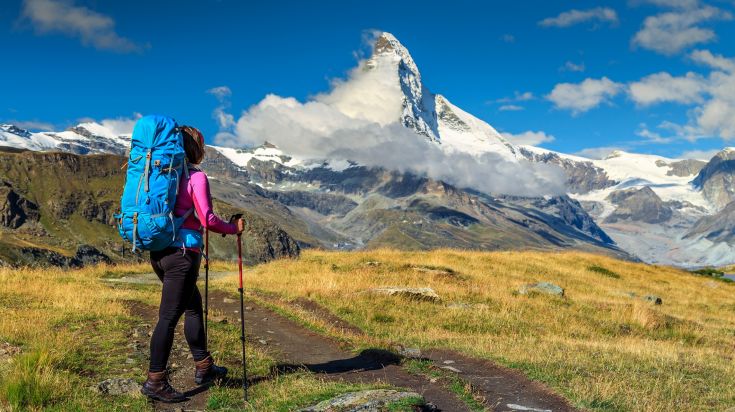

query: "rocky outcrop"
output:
685 200 735 243
692 148 735 210
0 182 39 228
264 190 358 216
518 282 565 297
655 159 706 177
299 389 426 412
605 187 672 224
533 195 614 244
368 287 441 302
14 245 111 268
519 148 617 193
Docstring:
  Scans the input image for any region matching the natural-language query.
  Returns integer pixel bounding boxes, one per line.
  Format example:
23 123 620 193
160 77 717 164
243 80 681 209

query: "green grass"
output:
587 265 621 279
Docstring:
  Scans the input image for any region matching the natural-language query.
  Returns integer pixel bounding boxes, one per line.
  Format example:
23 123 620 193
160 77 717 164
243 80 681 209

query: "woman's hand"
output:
236 218 245 234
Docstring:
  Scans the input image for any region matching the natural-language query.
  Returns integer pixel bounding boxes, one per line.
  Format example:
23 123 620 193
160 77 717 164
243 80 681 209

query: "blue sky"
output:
2 0 735 159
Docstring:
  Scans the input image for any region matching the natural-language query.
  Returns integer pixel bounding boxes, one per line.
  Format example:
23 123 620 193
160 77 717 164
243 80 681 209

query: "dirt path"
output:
127 301 211 412
120 273 578 411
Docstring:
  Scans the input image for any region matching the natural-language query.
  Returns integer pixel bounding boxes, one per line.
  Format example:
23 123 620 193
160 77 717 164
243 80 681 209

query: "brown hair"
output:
181 126 205 164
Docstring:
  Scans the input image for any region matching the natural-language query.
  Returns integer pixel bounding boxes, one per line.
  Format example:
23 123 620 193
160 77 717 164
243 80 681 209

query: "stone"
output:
440 366 461 373
506 404 552 412
442 360 455 364
391 344 421 359
369 287 441 302
223 297 235 304
643 295 663 305
518 282 564 297
0 342 21 362
258 339 268 345
298 389 424 412
96 378 141 396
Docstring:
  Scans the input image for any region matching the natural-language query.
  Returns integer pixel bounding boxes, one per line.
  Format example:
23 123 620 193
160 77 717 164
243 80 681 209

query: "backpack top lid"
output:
131 115 183 155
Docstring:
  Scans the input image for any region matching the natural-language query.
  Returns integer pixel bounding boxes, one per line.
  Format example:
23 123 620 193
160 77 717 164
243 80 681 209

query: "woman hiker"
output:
141 126 245 403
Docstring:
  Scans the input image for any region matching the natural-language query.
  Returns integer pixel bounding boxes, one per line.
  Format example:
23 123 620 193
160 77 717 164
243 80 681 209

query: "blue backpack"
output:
116 115 195 251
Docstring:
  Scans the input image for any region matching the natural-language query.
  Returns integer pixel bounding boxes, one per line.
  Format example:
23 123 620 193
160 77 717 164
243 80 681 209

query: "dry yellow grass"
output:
213 249 735 411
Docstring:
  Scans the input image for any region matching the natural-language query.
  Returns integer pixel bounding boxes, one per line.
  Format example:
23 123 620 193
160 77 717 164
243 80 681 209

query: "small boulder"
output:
96 378 141 396
370 287 441 302
0 342 21 362
643 295 663 305
298 389 425 412
518 282 564 297
391 344 421 359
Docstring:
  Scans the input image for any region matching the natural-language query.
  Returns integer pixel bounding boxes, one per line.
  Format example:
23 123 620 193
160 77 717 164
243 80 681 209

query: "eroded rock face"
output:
686 200 735 243
0 182 39 228
605 187 672 224
15 245 111 268
519 148 617 193
692 149 735 210
655 159 706 177
533 195 614 244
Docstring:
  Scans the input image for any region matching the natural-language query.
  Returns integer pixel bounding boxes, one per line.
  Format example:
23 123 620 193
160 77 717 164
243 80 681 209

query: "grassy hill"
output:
1 250 733 411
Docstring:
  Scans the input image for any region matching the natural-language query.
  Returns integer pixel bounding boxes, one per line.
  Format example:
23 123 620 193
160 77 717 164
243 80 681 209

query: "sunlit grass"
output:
212 249 735 412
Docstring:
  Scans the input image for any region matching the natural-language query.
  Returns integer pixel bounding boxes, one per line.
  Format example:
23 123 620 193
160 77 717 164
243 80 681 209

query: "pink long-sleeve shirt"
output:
175 168 238 235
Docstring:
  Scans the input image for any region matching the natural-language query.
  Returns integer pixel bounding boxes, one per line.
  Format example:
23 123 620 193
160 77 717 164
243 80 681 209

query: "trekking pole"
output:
204 228 209 341
223 213 247 401
237 232 248 402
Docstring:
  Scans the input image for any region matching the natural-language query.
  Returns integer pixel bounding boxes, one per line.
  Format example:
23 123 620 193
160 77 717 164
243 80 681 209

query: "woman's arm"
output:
189 171 239 235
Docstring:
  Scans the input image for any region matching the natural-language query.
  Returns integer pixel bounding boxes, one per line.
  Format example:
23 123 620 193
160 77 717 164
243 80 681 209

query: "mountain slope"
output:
0 149 299 266
7 32 735 266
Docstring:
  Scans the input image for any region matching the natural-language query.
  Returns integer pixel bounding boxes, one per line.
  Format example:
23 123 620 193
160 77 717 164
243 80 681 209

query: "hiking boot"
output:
141 370 188 403
194 355 228 385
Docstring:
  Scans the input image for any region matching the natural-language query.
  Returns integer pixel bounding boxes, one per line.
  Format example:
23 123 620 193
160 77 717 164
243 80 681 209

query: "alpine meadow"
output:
2 1 735 411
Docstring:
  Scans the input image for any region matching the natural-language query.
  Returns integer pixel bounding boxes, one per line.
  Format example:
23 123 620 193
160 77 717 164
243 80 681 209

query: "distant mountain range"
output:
2 32 735 267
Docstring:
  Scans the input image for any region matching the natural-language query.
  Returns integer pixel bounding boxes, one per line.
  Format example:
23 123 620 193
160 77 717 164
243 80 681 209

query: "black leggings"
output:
149 248 209 372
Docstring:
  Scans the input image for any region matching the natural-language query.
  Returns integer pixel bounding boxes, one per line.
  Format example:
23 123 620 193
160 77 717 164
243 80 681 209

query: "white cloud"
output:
215 53 566 197
679 148 720 160
501 34 515 43
493 91 534 104
207 86 232 100
539 7 619 28
499 104 524 111
635 0 701 9
89 113 141 136
628 71 708 105
21 0 143 53
207 86 236 135
574 146 626 159
635 123 675 143
689 49 735 72
500 131 555 146
547 77 624 114
631 5 732 55
626 50 735 139
560 61 586 72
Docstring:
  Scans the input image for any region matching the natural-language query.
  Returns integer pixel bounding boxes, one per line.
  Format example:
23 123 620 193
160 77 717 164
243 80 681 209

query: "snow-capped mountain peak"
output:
0 124 32 138
0 122 130 155
363 32 519 160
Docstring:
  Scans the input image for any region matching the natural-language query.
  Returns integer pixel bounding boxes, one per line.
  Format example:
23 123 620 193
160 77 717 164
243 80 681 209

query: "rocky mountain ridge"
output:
4 32 735 267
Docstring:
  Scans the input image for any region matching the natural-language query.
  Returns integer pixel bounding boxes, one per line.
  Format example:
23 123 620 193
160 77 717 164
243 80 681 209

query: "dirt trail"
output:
122 273 578 412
